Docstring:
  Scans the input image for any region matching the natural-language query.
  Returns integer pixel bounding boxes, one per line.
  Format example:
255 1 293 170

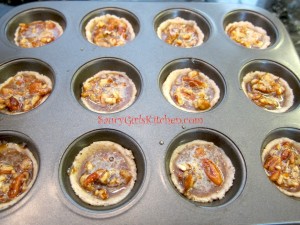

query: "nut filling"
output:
0 141 38 210
262 138 300 197
242 71 294 113
81 70 137 113
0 71 52 114
85 14 135 47
14 20 63 48
69 141 137 206
157 17 204 48
170 140 235 202
162 68 220 112
225 21 270 49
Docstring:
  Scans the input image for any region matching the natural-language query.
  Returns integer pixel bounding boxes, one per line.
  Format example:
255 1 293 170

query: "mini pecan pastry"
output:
169 140 235 202
0 141 38 210
81 70 137 113
14 20 63 48
69 141 137 206
225 21 270 49
162 68 220 112
262 137 300 197
0 71 52 114
242 71 293 113
157 17 204 48
85 14 135 47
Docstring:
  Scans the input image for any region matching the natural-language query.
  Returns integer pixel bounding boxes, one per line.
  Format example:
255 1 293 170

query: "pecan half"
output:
202 159 223 186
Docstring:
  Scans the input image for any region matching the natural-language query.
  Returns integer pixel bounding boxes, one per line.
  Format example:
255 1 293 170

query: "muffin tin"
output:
0 1 299 224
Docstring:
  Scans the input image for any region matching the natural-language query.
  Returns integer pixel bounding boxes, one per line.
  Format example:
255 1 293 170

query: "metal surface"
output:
0 1 300 224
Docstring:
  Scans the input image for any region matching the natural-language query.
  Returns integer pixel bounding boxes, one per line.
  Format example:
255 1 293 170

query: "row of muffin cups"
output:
4 7 279 49
0 57 299 115
2 126 300 216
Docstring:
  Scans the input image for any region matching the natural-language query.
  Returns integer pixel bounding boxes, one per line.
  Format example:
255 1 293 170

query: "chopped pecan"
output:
95 188 109 200
85 162 94 171
248 92 262 100
183 173 195 192
107 177 120 187
274 85 285 95
120 170 132 184
99 170 110 185
269 170 281 181
194 99 210 110
82 169 105 188
8 172 29 198
281 149 291 160
188 71 198 78
104 97 117 105
1 88 13 95
99 79 108 87
252 83 268 93
258 97 278 107
174 93 184 106
20 158 33 171
264 156 281 172
182 33 191 40
0 164 14 174
189 80 206 88
194 147 205 158
7 96 20 111
46 21 56 29
289 152 295 164
177 163 190 171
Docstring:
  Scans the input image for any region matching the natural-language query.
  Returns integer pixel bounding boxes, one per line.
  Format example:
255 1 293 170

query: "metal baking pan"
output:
0 1 299 224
